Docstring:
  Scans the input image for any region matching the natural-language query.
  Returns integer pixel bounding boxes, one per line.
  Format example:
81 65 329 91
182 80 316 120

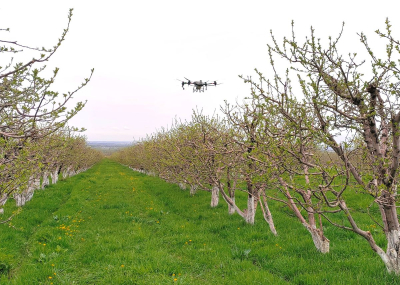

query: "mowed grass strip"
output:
0 159 399 284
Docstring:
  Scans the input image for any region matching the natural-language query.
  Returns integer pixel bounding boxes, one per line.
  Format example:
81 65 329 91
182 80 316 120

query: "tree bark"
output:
245 194 256 224
0 194 7 214
259 195 277 235
211 185 219 208
306 225 330 253
228 197 236 215
51 167 59 184
190 185 197 196
41 171 50 189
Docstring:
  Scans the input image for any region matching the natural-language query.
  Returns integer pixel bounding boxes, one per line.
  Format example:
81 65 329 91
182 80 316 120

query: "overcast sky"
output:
1 1 400 141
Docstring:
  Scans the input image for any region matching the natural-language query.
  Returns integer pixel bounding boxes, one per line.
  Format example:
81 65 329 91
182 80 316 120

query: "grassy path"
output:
0 159 399 284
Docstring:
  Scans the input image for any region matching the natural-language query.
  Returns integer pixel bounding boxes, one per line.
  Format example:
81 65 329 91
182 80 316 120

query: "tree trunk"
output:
190 185 197 196
279 177 330 252
63 166 72 179
210 185 219 208
68 167 76 177
305 225 330 253
32 177 41 191
245 194 256 224
228 197 236 215
14 193 25 207
259 195 277 235
41 171 50 189
0 194 7 214
51 167 59 184
178 183 186 190
378 191 400 274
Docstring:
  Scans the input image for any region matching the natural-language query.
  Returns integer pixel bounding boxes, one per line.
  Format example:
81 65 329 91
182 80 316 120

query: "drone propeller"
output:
177 79 186 89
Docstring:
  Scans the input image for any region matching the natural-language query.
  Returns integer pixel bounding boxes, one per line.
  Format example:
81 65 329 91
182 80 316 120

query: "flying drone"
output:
177 77 222 92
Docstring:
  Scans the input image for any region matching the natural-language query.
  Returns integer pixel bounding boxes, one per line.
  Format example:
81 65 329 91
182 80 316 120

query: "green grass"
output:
0 159 399 284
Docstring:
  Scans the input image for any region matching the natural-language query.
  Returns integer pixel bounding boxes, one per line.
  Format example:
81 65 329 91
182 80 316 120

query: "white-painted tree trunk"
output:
245 195 256 224
14 193 25 207
190 185 197 196
378 229 400 274
178 183 186 190
210 185 219 208
41 172 50 189
0 194 8 214
51 167 59 184
228 197 236 215
259 195 277 235
68 167 76 177
306 225 330 253
32 177 41 191
61 167 69 179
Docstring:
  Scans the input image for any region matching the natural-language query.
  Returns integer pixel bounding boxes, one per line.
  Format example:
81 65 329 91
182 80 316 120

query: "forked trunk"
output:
279 177 329 252
211 185 219 208
259 195 277 235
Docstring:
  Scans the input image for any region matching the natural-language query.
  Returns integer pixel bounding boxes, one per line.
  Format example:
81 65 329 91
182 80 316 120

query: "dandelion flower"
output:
174 278 178 281
121 265 125 268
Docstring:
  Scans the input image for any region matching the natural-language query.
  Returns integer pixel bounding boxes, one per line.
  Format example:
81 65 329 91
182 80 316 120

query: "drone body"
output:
177 77 221 92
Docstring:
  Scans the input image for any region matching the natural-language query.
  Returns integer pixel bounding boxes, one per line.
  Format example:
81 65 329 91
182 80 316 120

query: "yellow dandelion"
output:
48 276 52 279
172 274 175 276
54 273 56 275
174 278 178 281
121 265 125 268
51 264 55 267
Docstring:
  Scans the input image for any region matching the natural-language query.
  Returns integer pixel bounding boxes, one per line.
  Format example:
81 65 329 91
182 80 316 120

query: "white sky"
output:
1 1 400 141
